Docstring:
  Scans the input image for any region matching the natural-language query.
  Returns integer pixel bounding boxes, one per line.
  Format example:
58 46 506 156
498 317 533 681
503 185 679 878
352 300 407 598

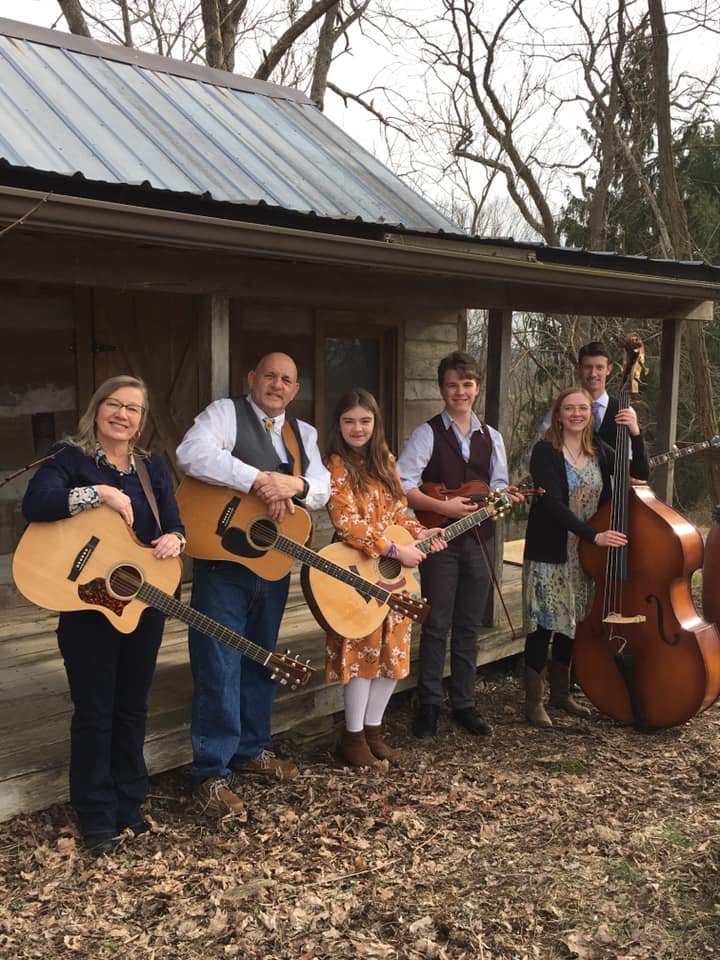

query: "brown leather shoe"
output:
194 777 247 819
239 750 299 780
364 724 403 765
338 727 382 769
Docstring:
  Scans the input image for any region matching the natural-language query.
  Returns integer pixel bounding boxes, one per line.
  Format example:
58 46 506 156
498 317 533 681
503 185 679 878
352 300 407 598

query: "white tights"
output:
343 676 397 732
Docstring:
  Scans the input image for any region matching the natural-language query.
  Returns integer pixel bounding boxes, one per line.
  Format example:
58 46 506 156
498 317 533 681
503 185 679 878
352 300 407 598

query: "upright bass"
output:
574 334 720 728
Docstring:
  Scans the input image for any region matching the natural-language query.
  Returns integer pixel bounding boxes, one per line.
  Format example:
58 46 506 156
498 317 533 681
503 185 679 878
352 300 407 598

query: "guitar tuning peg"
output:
305 659 312 665
280 678 287 685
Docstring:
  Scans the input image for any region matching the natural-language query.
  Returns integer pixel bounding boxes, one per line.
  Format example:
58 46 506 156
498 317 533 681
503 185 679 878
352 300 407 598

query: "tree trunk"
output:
310 5 338 109
57 0 91 37
648 0 720 504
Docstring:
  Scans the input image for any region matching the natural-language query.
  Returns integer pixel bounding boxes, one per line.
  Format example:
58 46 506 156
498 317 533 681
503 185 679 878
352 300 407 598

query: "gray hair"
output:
64 375 149 456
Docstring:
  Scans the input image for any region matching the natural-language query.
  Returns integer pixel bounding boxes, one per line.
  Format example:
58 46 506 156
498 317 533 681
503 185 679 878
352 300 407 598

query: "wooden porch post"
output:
485 308 513 625
655 318 682 504
198 294 230 404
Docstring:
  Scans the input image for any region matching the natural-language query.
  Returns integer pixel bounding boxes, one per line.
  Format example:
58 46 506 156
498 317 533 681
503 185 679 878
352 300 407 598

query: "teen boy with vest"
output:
176 353 330 817
397 351 517 740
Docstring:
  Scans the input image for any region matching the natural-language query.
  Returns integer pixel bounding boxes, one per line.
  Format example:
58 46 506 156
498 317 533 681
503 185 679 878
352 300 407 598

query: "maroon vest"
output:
421 414 493 541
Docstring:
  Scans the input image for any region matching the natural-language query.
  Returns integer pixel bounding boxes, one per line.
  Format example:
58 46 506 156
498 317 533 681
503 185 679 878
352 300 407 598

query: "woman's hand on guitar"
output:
594 529 628 548
421 528 447 553
393 542 426 568
96 484 134 527
151 533 184 559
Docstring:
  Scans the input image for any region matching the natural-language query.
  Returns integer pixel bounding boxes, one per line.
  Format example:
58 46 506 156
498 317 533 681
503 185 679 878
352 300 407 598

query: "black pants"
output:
416 534 494 709
57 607 164 839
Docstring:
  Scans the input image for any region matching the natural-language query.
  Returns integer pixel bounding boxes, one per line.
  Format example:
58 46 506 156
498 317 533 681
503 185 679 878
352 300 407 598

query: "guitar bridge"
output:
216 497 240 535
68 536 99 582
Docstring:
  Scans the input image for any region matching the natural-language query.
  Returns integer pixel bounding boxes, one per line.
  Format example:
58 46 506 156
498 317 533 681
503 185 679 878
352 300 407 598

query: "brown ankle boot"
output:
338 728 382 768
524 668 552 727
548 661 591 718
364 725 403 765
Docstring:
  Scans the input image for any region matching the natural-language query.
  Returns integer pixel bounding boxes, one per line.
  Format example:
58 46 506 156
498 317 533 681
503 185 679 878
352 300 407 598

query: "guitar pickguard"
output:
78 578 130 616
221 526 265 559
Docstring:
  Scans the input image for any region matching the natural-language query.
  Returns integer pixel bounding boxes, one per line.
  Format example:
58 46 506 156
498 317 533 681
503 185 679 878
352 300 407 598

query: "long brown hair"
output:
326 388 403 499
65 375 149 456
543 387 596 457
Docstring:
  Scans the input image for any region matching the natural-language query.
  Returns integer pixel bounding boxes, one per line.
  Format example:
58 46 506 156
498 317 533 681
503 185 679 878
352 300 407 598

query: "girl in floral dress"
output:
325 388 446 768
522 387 648 727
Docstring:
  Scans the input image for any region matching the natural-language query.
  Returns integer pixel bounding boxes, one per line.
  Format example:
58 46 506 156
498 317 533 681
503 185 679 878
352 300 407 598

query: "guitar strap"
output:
281 421 302 477
134 455 163 534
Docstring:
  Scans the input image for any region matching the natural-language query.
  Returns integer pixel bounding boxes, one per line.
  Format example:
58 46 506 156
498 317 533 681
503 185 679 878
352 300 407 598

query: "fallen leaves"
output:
1 674 719 959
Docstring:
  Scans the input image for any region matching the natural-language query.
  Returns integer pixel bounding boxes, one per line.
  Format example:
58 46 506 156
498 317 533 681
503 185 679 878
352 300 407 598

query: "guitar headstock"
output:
267 651 315 689
389 592 430 625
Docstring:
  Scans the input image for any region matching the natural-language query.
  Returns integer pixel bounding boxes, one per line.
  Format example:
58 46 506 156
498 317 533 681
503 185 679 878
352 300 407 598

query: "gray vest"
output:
231 397 309 474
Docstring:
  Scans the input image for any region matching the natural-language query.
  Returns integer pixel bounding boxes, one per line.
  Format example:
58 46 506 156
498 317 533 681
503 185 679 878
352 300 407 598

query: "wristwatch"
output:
171 532 187 552
298 477 310 501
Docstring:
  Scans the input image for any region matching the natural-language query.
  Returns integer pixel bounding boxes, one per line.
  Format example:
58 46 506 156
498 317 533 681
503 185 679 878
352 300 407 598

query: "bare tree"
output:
648 0 720 502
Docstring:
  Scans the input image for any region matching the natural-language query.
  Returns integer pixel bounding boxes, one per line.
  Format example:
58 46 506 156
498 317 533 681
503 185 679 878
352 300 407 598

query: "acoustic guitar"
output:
12 506 314 689
175 476 429 635
302 490 522 639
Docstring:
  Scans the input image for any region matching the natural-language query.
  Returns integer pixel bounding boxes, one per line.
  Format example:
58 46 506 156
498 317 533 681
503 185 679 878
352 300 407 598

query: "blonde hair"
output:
64 376 149 456
543 387 596 457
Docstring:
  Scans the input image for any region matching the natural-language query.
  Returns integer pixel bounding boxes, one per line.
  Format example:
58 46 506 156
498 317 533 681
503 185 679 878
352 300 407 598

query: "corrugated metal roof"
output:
0 18 459 234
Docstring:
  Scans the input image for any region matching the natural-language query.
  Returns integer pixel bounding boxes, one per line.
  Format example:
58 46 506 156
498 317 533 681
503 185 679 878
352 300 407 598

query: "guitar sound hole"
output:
108 564 143 599
247 518 279 550
378 556 402 578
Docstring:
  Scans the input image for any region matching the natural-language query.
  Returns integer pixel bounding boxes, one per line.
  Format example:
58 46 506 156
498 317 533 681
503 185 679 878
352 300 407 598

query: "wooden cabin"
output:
1 17 719 820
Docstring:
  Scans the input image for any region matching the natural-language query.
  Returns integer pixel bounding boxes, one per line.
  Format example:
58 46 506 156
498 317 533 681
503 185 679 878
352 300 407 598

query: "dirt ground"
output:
1 664 719 960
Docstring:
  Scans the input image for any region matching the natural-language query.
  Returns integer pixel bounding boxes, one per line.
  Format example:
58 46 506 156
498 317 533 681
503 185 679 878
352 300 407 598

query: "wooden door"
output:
92 289 202 479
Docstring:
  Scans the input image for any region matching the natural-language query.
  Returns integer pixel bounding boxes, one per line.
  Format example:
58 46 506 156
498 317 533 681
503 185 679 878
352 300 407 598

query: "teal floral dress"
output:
522 457 602 638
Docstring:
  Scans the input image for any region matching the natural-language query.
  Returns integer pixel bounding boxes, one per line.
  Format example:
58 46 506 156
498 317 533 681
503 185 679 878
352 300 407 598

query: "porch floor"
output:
0 553 523 822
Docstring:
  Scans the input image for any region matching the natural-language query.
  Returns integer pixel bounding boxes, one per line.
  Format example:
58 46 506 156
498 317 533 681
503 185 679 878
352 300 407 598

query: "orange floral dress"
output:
324 454 426 684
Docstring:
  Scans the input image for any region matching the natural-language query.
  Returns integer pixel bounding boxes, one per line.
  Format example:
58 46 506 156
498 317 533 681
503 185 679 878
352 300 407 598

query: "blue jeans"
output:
58 607 164 839
188 559 290 782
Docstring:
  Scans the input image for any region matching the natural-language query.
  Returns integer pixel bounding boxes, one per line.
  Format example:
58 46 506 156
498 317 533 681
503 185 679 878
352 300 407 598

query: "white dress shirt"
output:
397 409 510 494
176 398 330 511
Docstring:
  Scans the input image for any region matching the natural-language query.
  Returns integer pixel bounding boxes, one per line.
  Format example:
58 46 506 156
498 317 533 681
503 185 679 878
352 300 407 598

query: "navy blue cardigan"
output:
523 434 649 564
23 444 184 546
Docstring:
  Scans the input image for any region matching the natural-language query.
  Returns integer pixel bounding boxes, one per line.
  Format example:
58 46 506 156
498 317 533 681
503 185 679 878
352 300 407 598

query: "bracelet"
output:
388 541 398 559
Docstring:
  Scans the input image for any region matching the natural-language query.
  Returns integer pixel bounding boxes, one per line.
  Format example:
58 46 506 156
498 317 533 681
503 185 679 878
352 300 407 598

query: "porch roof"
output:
0 17 457 234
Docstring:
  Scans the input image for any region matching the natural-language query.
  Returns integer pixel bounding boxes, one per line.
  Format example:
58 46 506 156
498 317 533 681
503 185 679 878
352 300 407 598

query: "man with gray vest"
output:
176 352 330 817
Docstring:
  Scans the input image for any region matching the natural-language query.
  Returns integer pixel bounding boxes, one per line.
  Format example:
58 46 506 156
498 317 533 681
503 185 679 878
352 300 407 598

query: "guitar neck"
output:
416 500 500 554
273 534 392 603
650 440 711 468
137 582 271 667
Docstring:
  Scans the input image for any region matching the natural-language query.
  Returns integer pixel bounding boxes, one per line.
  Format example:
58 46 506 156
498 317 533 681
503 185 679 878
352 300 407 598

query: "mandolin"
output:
12 506 314 689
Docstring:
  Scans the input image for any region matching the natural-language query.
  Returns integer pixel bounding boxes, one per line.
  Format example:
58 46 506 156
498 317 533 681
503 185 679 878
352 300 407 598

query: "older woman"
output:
22 376 184 855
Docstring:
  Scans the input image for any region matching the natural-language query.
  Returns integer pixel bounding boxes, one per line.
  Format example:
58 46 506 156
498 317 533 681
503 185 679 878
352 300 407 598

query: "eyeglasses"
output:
103 398 145 417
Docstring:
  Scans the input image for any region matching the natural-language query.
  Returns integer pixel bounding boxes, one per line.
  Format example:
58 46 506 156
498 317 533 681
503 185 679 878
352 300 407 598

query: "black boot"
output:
452 707 493 736
413 704 440 739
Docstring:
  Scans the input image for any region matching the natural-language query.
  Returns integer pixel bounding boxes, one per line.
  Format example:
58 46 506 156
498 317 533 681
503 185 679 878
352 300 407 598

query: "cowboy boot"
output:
364 725 403 765
548 660 591 718
338 727 382 768
524 668 552 727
